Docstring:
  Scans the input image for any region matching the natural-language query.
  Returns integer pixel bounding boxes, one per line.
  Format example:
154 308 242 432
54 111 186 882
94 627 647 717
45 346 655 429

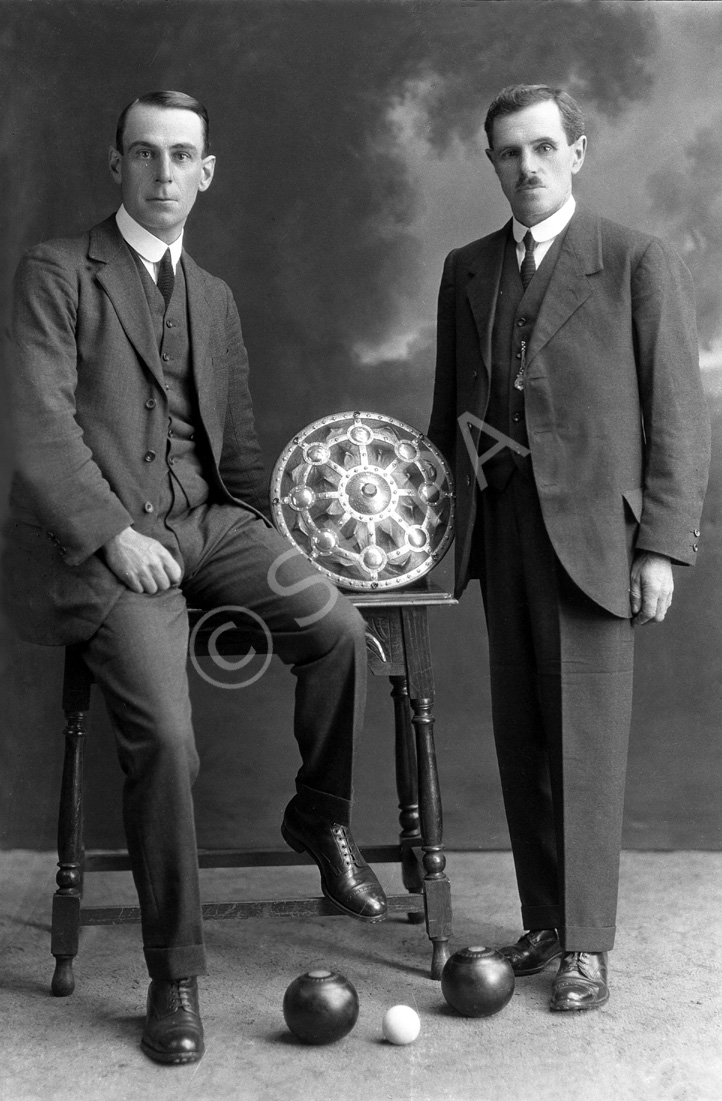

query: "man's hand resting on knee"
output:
102 527 182 594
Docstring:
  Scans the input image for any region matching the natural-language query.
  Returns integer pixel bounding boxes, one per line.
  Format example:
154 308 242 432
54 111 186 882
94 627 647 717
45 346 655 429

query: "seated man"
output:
3 90 387 1065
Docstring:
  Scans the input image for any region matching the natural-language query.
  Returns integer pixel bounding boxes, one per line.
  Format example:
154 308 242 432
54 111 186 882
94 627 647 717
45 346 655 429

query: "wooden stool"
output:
51 584 457 995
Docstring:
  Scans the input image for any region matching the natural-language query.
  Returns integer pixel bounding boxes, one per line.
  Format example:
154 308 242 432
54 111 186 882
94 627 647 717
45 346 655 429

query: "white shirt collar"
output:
513 195 576 245
115 206 183 270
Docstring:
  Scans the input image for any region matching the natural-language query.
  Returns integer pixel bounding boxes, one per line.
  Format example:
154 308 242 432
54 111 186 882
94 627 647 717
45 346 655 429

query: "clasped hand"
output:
102 527 182 594
629 551 673 626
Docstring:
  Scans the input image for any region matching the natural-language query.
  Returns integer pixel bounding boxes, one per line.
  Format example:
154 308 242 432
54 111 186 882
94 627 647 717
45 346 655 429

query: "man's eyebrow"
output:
497 134 560 152
125 140 200 151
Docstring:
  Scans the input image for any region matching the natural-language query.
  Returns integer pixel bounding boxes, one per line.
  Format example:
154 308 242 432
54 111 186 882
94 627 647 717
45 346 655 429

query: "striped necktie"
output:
520 230 536 291
157 249 175 311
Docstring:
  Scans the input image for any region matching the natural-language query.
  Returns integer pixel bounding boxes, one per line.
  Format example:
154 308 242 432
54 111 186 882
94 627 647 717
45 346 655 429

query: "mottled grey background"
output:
1 0 720 851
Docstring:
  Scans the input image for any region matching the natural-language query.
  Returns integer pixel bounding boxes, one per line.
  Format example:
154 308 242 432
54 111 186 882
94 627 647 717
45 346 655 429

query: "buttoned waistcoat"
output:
427 210 711 615
3 215 270 644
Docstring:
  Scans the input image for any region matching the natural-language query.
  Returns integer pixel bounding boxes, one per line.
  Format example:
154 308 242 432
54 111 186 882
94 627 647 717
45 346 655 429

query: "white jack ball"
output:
382 1005 421 1045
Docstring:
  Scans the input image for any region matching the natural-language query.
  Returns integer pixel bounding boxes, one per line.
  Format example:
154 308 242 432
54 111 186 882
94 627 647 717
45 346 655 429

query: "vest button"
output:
512 412 523 423
144 450 156 462
143 502 154 513
517 318 526 326
169 457 176 466
166 320 174 328
145 398 157 409
162 353 170 361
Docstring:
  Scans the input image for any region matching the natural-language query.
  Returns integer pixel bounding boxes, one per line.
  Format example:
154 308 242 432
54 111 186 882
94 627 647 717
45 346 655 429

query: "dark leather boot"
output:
282 801 387 922
550 951 609 1011
498 929 562 976
141 976 205 1064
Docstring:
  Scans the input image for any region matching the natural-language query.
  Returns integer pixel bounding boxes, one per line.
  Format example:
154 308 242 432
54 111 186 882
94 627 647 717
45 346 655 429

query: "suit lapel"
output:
526 209 603 366
465 224 508 376
90 217 165 390
182 251 222 438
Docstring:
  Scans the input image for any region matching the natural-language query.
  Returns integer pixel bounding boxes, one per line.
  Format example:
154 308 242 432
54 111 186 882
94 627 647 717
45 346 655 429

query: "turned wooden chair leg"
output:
51 647 91 996
411 695 452 979
390 675 425 917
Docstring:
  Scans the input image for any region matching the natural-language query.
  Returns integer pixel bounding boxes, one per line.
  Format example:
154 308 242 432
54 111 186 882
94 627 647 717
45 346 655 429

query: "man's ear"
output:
108 146 122 185
485 148 495 165
198 155 216 192
570 135 587 176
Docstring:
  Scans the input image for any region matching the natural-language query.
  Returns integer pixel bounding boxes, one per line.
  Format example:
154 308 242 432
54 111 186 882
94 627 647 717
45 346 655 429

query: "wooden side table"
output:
50 584 457 995
350 585 456 979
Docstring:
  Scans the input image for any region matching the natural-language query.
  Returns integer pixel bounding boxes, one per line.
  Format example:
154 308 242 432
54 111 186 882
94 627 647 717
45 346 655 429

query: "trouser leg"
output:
479 473 634 951
181 507 367 824
83 586 206 980
479 479 560 931
537 570 634 950
81 504 367 978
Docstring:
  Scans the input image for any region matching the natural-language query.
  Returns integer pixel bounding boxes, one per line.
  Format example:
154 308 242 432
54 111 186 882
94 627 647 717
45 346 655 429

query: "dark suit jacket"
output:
3 215 270 644
428 210 711 616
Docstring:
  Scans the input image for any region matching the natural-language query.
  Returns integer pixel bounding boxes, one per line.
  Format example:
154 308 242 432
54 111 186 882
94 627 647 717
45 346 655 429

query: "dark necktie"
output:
520 230 536 291
157 249 175 310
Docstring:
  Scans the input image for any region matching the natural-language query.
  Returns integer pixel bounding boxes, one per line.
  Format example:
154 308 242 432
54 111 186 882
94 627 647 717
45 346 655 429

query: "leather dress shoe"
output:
141 977 205 1064
550 951 609 1011
281 802 387 922
498 929 562 976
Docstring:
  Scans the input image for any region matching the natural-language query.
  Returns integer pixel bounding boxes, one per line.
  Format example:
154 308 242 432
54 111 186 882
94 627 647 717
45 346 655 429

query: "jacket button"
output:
162 353 170 362
693 529 700 538
517 318 526 326
169 457 176 466
143 502 154 513
144 450 156 463
693 543 699 552
166 320 174 328
145 398 156 409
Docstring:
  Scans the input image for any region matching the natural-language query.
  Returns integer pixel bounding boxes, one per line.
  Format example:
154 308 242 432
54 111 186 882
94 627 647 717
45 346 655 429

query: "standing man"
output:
4 91 387 1063
428 84 709 1011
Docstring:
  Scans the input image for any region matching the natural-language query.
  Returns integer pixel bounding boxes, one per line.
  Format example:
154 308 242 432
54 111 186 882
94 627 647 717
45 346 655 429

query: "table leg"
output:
51 709 85 996
390 675 424 906
52 647 91 997
411 695 452 979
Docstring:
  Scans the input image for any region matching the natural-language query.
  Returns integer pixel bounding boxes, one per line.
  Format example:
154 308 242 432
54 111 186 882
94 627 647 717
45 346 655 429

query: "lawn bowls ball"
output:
283 970 360 1044
382 1005 421 1045
441 946 515 1018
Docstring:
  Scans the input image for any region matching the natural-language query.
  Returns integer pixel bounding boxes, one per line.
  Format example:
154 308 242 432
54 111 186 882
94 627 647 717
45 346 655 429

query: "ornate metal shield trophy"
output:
270 411 455 591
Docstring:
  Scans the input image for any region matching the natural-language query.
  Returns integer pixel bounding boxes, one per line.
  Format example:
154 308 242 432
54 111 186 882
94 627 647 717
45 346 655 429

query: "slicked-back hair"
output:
485 85 585 149
115 90 210 157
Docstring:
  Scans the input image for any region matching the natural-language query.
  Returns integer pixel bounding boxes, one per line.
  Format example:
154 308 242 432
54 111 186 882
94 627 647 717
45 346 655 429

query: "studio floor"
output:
1 850 721 1101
